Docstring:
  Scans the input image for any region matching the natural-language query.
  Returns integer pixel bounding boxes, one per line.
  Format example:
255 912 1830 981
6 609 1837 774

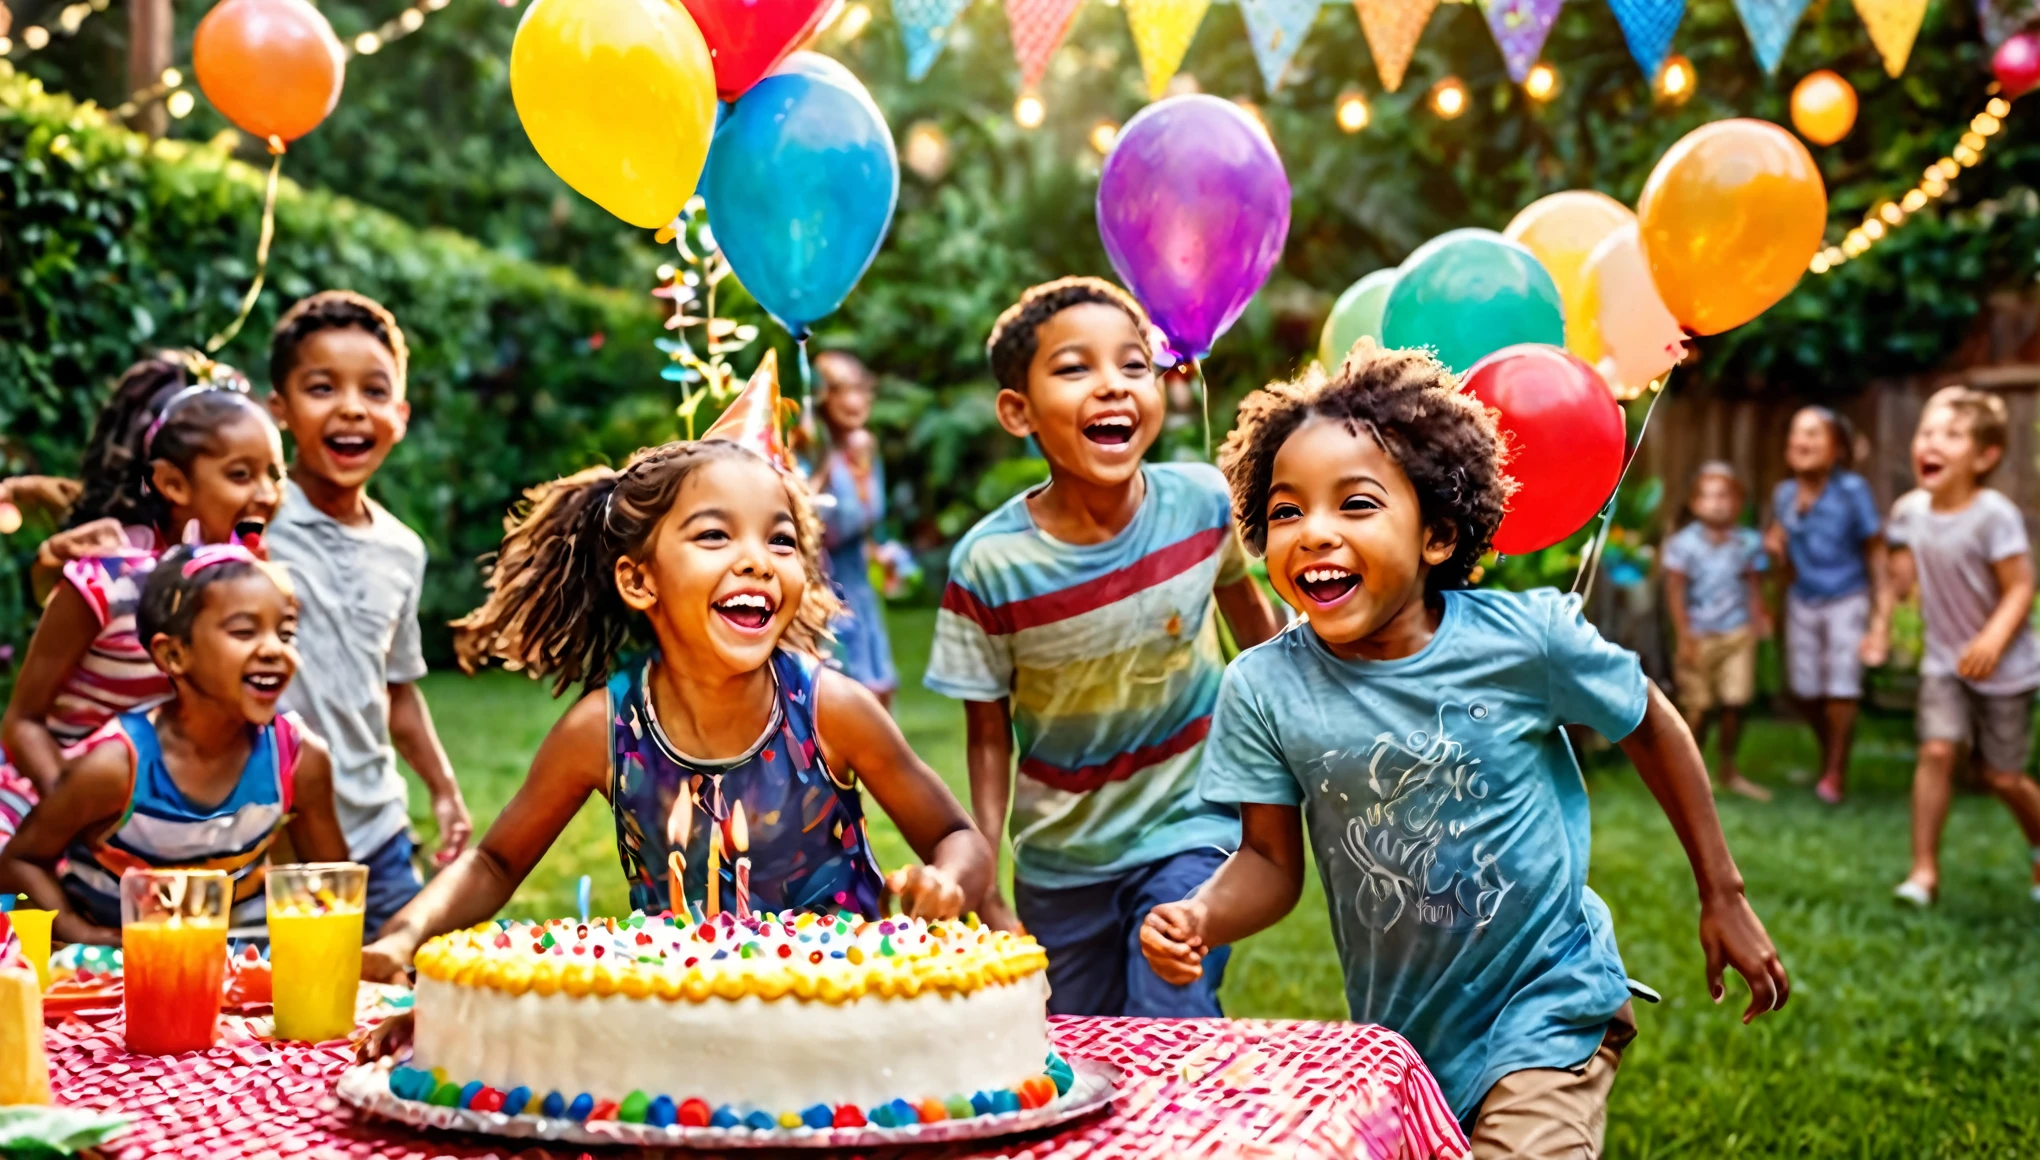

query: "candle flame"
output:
729 801 750 854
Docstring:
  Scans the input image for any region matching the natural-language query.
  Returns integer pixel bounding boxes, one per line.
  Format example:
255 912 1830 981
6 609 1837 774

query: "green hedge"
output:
0 68 676 670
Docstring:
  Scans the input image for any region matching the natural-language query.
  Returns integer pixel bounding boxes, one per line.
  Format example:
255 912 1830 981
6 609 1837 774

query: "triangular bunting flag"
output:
1481 0 1563 83
1352 0 1440 92
1732 0 1810 73
1124 0 1211 99
897 0 973 81
1855 0 1928 76
1239 0 1322 93
1609 0 1687 77
1006 0 1086 89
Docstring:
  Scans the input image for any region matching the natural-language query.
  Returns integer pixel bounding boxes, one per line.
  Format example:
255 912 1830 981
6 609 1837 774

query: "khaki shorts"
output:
1469 1003 1636 1160
1675 628 1756 715
1917 676 2035 773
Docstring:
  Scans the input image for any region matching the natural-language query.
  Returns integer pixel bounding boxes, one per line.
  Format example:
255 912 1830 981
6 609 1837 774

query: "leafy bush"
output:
0 70 673 668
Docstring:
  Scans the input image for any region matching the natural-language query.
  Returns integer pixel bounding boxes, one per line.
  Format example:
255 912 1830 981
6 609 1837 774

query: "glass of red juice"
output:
119 868 230 1055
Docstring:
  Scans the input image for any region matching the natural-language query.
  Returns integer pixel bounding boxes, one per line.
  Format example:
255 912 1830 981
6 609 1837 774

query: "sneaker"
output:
1893 878 1935 907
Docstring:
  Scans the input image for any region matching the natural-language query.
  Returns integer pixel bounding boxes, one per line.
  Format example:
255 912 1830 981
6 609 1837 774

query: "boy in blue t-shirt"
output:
1139 344 1787 1151
1663 461 1772 801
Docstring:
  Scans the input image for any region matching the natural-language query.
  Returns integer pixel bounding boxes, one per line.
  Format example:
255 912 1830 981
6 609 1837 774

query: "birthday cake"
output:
387 911 1066 1133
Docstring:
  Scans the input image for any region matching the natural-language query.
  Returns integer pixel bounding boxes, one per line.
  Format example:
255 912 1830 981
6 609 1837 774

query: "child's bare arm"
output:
1618 683 1789 1022
1139 803 1305 983
388 681 472 865
1957 553 2037 681
0 741 128 945
1744 569 1773 638
283 737 352 864
815 670 990 920
1215 576 1283 651
1861 533 1892 666
1663 569 1694 660
362 691 610 977
962 698 1021 931
0 586 100 795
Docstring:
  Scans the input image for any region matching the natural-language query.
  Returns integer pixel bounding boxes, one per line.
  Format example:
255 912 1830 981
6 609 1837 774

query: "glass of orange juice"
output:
119 868 230 1055
265 863 367 1043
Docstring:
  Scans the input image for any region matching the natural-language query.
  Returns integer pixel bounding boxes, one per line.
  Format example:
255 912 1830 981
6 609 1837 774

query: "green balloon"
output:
1379 228 1565 373
1318 268 1398 368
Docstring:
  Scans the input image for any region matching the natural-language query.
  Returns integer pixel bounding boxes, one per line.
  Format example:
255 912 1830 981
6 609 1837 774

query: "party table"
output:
47 1006 1469 1160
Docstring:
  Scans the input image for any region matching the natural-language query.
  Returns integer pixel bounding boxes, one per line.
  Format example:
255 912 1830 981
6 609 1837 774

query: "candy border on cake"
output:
382 1050 1079 1133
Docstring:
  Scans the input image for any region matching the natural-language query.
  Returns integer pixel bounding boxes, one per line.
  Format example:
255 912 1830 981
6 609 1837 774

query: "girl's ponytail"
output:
66 354 192 529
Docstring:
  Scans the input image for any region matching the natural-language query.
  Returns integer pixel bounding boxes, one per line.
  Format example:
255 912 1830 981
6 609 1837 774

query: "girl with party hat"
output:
362 356 991 979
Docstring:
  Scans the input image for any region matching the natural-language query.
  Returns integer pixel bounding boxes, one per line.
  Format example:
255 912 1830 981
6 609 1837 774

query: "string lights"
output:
1335 87 1369 133
1524 62 1560 103
0 0 110 61
1808 94 2012 275
1429 76 1468 119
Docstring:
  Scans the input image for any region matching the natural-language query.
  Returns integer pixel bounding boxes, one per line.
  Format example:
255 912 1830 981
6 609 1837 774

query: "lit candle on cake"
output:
667 852 689 927
734 858 752 921
666 784 693 919
728 803 751 920
706 825 722 918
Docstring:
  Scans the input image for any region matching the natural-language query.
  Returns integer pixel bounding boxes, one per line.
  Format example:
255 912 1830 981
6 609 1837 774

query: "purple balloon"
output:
1097 95 1291 361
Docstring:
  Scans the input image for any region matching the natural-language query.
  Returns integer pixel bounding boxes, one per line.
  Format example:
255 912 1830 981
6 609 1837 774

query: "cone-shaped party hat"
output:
702 349 797 473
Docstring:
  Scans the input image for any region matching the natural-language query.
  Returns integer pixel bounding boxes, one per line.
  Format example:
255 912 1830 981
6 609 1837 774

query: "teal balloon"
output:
1380 229 1565 373
1319 268 1398 368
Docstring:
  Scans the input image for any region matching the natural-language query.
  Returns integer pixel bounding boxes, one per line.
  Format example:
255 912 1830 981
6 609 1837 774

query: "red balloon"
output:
1462 344 1626 556
1994 33 2040 100
679 0 835 102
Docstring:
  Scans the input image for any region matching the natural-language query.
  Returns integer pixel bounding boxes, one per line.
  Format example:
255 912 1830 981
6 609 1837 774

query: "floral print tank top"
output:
608 649 886 920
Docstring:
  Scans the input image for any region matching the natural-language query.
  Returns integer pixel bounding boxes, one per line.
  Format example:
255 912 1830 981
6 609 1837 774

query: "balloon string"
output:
1572 375 1671 599
1191 358 1211 461
796 336 817 452
205 142 284 355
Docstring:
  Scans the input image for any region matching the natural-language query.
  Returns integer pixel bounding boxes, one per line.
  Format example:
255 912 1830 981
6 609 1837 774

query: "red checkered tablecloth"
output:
48 1009 1469 1159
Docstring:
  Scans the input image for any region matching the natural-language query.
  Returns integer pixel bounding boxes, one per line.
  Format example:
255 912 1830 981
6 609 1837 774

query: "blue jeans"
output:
362 830 424 935
1013 846 1232 1018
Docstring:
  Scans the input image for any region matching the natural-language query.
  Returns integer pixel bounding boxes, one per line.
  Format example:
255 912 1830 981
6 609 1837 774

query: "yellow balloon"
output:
510 0 717 230
1790 70 1857 147
1504 191 1634 363
1579 224 1685 399
1638 119 1827 337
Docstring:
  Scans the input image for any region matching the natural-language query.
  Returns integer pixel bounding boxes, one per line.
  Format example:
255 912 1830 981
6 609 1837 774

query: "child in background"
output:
926 277 1281 1018
0 544 348 944
813 351 898 706
1873 388 2040 905
1765 406 1888 804
1141 347 1787 1151
1 354 281 838
263 291 470 935
1663 462 1772 801
360 431 991 979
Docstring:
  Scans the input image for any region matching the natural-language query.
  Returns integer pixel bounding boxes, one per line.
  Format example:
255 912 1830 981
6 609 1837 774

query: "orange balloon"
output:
1790 70 1857 147
193 0 345 144
1638 119 1827 337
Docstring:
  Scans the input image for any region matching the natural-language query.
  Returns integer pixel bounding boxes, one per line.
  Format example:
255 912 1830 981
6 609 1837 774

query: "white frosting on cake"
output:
413 971 1050 1110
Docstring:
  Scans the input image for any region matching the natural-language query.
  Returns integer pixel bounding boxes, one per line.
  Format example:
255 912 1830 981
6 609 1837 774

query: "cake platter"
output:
336 1055 1122 1149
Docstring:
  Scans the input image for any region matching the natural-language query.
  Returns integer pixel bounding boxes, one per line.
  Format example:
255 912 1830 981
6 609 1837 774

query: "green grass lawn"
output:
409 609 2040 1158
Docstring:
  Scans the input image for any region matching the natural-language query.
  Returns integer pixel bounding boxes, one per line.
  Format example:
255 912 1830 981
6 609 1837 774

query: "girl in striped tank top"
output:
362 418 991 979
0 544 347 944
0 354 284 843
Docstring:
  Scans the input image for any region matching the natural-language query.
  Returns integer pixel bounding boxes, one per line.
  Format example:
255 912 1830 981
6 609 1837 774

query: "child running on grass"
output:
0 543 348 944
1663 462 1772 800
360 393 991 981
1 353 282 839
1764 406 1888 804
1872 388 2040 906
925 277 1281 1018
1139 346 1787 1154
263 292 470 934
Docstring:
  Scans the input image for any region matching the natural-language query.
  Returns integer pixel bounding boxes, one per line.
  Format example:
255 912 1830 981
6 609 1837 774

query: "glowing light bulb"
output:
1655 55 1695 105
1954 143 1981 166
837 3 871 39
1430 76 1468 119
22 26 49 50
399 8 425 32
1878 202 1902 225
903 120 952 181
1987 97 2011 118
160 67 182 87
1901 189 1927 212
166 89 195 119
354 31 382 54
1014 93 1045 130
1335 89 1369 133
1862 219 1885 240
1089 119 1119 154
1524 63 1559 102
1810 253 1830 274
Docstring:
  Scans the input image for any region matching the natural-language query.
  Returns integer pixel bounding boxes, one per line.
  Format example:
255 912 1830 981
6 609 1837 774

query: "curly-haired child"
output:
1139 343 1789 1155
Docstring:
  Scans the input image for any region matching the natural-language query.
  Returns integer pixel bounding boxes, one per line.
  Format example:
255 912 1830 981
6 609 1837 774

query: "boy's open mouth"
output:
1296 565 1360 606
1917 458 1945 484
713 590 777 632
1082 414 1137 447
243 672 287 698
323 433 377 462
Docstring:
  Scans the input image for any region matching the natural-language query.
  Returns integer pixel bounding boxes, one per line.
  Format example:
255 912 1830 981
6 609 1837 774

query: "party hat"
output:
703 350 798 473
1124 0 1211 99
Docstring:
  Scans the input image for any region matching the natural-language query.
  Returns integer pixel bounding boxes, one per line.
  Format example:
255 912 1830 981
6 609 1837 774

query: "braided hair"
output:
452 441 841 696
67 352 266 534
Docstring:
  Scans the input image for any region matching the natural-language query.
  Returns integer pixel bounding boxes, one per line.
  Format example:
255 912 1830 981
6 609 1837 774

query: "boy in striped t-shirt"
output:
926 278 1280 1017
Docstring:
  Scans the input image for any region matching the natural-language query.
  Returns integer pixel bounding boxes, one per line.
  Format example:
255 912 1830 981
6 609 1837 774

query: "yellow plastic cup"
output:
266 863 367 1043
9 909 52 991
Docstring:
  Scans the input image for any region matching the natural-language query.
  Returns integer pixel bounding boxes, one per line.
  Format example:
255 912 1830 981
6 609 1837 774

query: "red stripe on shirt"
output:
945 525 1227 637
1018 715 1212 795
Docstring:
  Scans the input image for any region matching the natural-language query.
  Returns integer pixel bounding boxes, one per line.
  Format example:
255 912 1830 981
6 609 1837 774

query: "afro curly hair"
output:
1217 342 1514 594
985 276 1151 394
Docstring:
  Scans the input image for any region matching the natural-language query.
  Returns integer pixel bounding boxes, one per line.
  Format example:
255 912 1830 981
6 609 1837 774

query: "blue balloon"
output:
1380 228 1564 373
704 52 899 338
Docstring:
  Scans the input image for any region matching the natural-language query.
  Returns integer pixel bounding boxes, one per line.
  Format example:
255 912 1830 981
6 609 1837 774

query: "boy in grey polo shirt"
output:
1875 387 2040 906
265 292 471 932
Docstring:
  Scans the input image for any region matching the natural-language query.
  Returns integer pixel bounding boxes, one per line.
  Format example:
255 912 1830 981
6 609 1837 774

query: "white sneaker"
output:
1893 879 1935 907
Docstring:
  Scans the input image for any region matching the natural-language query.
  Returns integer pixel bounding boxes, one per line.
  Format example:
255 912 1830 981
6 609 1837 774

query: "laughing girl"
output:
361 437 990 976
